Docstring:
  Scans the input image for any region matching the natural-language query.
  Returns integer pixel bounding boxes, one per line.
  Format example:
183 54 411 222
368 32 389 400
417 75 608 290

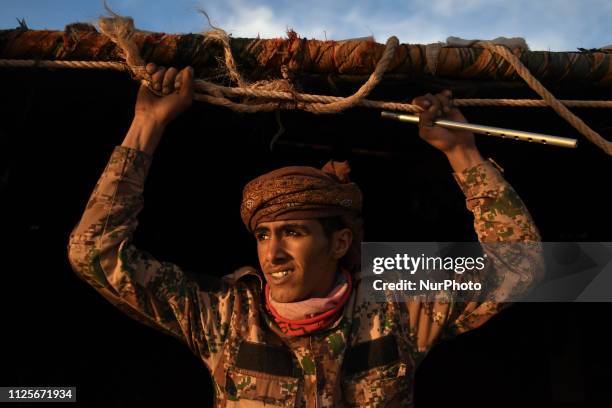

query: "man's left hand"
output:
412 89 476 155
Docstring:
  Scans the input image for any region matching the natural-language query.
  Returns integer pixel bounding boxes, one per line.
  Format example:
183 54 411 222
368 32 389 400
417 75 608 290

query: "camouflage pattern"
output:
68 147 544 407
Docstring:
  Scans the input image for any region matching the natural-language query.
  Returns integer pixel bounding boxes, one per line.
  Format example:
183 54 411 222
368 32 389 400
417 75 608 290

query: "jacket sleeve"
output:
444 158 545 336
67 146 235 365
400 158 545 355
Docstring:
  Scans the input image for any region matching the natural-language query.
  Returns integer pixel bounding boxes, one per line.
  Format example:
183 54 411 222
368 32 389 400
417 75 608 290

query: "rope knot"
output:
91 8 612 155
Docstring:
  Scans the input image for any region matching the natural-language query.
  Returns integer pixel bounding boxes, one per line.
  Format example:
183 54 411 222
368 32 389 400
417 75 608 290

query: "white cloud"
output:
341 10 446 44
108 0 612 50
214 0 285 37
209 0 342 40
3 0 608 51
416 0 495 18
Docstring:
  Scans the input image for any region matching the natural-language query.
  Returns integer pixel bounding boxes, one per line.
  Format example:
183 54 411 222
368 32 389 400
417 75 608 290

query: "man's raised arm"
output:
401 90 545 352
67 65 231 365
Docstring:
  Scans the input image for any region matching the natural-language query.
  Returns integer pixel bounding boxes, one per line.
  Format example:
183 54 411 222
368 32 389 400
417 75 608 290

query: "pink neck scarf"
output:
265 270 352 336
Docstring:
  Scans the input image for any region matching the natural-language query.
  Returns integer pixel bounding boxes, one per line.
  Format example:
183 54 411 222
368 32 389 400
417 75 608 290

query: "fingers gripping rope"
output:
2 10 610 154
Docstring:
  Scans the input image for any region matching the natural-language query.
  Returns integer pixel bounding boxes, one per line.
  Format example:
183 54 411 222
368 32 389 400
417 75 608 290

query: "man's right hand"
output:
134 64 195 128
122 64 195 155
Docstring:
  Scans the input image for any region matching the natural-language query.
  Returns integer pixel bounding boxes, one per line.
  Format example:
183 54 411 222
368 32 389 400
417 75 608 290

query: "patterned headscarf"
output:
241 160 363 271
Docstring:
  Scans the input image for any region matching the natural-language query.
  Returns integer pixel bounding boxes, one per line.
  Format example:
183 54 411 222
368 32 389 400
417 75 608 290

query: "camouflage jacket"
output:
68 146 544 407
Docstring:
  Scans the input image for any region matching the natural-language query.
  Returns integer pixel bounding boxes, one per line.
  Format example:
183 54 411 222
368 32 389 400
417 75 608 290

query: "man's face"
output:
254 219 339 303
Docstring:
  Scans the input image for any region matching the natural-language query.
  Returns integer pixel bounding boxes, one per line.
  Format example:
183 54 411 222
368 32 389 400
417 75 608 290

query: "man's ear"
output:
330 228 353 260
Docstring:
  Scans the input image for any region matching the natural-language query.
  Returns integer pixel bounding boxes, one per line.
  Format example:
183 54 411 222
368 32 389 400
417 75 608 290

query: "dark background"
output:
2 68 611 407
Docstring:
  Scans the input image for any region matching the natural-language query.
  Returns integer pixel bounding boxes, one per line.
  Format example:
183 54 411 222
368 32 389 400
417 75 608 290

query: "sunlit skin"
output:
254 219 353 303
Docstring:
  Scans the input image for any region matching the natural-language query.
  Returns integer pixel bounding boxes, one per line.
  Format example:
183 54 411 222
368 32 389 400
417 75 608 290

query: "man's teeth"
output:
271 270 291 278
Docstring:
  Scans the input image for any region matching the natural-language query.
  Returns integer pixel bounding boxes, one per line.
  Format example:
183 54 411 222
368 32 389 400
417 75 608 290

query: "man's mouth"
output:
268 269 294 283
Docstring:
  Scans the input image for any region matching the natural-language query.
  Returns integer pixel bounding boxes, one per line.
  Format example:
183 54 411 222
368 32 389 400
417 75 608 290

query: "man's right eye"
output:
255 233 269 241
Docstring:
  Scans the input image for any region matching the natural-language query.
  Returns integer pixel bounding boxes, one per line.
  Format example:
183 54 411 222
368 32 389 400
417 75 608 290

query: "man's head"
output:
241 161 363 303
254 217 352 302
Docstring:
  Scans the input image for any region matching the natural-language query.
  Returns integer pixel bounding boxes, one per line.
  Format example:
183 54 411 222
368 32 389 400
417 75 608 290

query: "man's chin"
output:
269 287 304 303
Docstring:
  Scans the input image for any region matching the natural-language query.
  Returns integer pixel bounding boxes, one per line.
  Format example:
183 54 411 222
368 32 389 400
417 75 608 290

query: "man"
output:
68 64 544 407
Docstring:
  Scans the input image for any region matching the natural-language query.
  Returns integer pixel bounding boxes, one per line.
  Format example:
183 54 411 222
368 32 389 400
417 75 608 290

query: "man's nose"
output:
266 235 288 264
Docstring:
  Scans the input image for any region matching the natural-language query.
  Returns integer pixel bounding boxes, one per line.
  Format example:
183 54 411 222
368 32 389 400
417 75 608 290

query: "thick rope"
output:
300 36 398 113
2 12 610 153
479 42 612 155
0 59 129 71
201 30 248 88
3 58 611 112
193 17 400 114
97 12 165 95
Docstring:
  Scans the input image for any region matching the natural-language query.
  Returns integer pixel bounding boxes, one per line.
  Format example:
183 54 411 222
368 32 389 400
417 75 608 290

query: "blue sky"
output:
1 0 611 51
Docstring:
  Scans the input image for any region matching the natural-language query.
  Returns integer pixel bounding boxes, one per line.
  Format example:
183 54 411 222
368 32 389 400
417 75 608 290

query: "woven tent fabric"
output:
2 20 611 154
1 25 611 86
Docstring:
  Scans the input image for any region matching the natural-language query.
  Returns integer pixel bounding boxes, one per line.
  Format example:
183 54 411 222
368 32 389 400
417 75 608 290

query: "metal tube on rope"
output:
381 111 578 149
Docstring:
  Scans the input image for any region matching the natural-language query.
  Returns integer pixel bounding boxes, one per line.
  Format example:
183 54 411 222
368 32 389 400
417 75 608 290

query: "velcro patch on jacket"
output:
343 335 400 374
236 341 299 377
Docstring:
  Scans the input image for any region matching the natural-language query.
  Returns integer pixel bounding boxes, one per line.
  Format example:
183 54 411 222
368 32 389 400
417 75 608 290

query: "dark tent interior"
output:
2 65 611 407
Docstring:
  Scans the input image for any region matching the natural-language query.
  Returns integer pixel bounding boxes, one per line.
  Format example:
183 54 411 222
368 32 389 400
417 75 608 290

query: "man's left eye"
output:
286 230 300 237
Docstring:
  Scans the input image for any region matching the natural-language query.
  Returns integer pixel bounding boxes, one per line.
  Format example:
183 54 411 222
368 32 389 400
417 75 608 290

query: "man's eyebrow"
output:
254 223 310 235
281 223 311 232
253 226 269 235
